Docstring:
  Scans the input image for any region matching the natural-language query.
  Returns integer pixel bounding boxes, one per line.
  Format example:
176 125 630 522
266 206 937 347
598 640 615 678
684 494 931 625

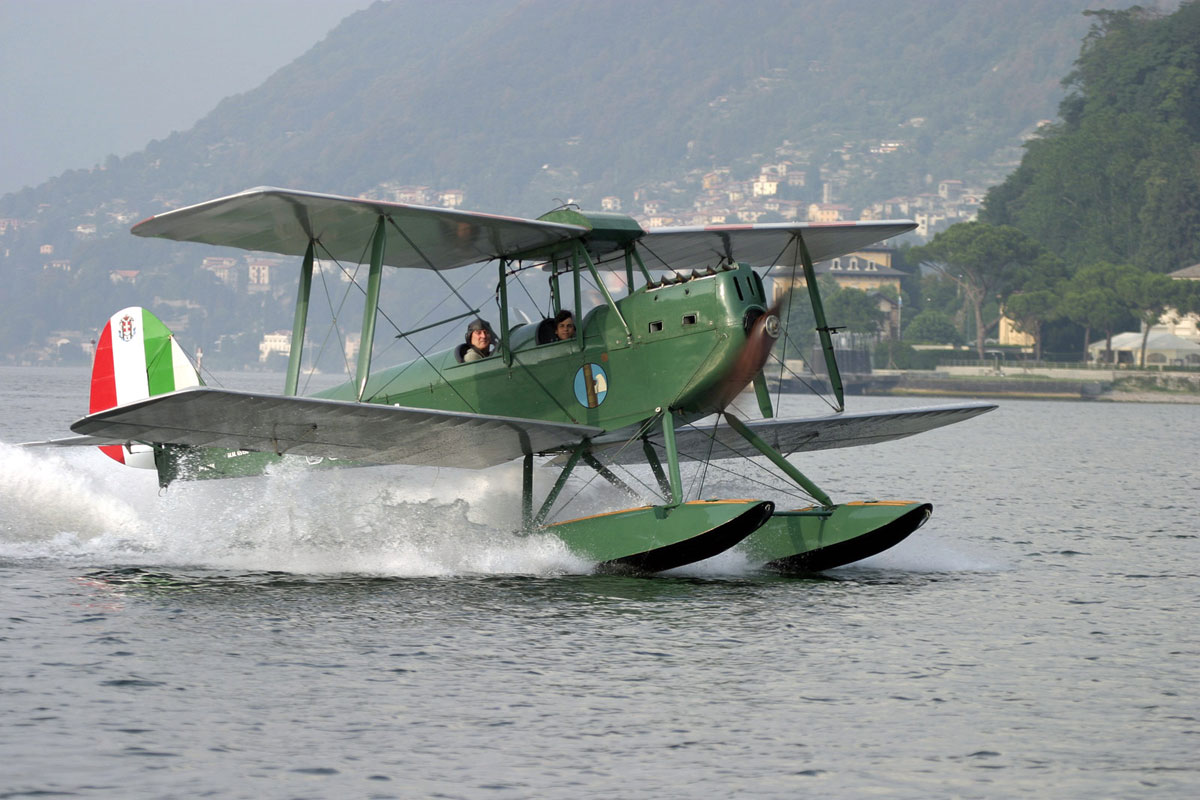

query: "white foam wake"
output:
0 443 591 576
1 442 1000 578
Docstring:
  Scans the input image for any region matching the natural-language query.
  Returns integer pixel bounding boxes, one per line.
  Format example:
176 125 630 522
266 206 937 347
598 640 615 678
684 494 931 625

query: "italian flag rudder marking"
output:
88 306 202 468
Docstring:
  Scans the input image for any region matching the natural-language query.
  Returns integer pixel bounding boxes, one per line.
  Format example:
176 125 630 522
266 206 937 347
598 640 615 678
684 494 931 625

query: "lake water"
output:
1 366 1197 798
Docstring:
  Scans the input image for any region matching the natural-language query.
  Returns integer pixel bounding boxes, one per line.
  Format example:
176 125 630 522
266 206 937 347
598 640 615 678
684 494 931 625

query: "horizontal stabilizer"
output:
70 387 602 470
19 434 128 448
594 402 997 464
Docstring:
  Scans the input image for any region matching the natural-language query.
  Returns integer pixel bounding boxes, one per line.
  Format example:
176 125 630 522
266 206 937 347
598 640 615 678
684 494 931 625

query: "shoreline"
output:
781 368 1200 404
1101 390 1200 404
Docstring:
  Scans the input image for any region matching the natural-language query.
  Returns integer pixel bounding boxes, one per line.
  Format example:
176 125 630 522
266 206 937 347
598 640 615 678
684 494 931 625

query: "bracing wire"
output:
653 424 818 505
504 260 549 318
300 236 486 411
362 260 499 410
300 259 350 395
674 444 816 504
548 412 665 519
688 414 722 499
774 237 802 414
306 239 373 388
385 217 478 317
769 334 842 413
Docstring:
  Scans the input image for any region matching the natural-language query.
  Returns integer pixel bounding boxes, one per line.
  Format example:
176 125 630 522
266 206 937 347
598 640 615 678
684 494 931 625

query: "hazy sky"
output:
0 0 374 196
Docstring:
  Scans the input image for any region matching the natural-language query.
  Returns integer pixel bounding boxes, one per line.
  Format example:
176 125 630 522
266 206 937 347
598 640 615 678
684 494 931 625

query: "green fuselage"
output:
315 262 770 433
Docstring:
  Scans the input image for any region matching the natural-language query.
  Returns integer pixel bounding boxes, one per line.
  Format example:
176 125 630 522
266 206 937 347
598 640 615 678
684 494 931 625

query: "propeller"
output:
712 302 783 413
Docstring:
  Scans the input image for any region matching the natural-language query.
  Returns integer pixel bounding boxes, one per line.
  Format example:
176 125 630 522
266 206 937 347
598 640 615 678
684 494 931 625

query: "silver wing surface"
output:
133 186 913 274
593 402 997 464
132 186 587 270
19 435 122 448
618 220 918 272
69 387 602 470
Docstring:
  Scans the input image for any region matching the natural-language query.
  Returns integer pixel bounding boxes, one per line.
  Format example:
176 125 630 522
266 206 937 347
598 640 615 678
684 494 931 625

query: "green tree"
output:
1001 251 1068 360
911 221 1042 359
1116 268 1177 366
1004 289 1060 360
825 287 886 335
1176 278 1200 316
1061 262 1135 362
903 310 962 345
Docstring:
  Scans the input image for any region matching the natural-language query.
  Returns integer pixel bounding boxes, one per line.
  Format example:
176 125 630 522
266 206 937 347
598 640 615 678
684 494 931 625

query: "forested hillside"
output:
895 2 1200 363
982 2 1200 271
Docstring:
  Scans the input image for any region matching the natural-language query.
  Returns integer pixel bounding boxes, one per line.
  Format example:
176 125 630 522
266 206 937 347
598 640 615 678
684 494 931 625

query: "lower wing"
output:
592 402 997 464
66 387 602 470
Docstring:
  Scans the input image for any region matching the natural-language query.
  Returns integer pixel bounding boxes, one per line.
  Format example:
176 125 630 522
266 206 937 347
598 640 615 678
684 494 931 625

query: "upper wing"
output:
133 186 913 273
616 220 917 272
593 402 997 464
69 387 602 470
131 186 587 270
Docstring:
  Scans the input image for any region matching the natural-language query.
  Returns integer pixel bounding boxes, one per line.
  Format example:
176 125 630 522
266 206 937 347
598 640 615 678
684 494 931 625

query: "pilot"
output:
538 309 577 344
462 318 496 362
554 309 576 341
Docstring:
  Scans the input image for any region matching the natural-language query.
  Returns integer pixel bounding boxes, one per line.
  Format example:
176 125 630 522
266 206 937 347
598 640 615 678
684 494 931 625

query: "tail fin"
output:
89 306 202 469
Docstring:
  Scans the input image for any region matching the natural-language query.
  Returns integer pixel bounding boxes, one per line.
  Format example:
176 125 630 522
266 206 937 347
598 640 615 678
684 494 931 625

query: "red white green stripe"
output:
89 306 201 467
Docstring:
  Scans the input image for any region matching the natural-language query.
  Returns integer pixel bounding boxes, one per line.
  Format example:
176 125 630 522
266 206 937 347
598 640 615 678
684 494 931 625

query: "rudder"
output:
89 306 202 468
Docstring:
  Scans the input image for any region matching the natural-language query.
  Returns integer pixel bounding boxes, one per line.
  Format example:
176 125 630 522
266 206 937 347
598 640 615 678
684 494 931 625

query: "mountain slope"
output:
0 0 1095 362
3 0 1090 217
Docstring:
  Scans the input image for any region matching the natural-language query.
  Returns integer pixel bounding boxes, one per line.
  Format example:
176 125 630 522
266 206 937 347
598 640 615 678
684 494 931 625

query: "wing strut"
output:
629 247 653 289
355 216 387 401
795 233 845 411
571 247 584 347
284 239 316 396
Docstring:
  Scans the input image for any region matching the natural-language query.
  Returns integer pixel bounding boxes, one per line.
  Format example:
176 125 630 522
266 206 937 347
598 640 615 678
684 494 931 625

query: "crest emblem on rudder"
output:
118 314 136 342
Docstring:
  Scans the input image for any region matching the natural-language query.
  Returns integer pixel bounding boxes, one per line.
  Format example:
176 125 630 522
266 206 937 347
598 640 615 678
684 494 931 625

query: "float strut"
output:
724 411 833 507
522 453 534 531
533 443 586 527
642 436 672 500
660 409 684 507
582 452 636 496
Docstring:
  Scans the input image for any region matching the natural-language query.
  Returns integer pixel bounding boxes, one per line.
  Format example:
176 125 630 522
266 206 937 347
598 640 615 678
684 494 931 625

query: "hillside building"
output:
1156 263 1200 343
203 256 239 288
247 257 283 292
259 331 291 362
109 270 140 284
807 203 851 222
997 313 1035 347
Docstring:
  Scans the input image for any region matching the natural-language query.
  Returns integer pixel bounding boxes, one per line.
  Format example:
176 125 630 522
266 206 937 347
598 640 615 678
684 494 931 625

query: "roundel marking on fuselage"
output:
573 363 609 408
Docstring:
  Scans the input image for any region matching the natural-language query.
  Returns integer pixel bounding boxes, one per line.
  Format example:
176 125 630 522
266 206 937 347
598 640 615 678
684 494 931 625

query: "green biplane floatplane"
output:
43 187 995 574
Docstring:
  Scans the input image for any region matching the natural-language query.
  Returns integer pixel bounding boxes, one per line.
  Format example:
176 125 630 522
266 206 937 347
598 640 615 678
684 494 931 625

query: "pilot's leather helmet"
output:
465 318 493 343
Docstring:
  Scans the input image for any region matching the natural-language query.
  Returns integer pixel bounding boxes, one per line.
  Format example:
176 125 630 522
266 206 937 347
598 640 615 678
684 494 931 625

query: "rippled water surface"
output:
1 366 1197 798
